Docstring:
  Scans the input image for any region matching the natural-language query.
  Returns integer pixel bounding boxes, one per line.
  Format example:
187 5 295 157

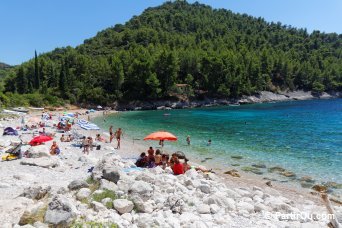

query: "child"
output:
154 149 162 165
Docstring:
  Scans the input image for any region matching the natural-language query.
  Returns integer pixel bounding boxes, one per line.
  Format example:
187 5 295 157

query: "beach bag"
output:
96 145 101 150
55 148 61 155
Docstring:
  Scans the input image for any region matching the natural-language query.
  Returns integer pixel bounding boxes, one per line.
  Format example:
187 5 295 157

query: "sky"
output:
1 0 341 66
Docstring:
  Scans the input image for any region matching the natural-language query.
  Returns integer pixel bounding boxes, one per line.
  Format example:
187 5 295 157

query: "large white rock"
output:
197 204 211 214
100 179 118 191
203 192 236 210
76 188 91 201
26 145 50 158
197 184 211 194
210 204 220 214
44 195 77 225
91 201 107 212
20 157 59 168
129 181 153 199
113 199 134 214
236 201 255 213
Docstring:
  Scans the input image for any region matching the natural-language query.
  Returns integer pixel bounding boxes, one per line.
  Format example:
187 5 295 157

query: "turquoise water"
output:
94 99 342 190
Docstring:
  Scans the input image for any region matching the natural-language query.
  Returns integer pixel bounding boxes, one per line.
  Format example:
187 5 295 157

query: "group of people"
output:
135 146 211 175
109 126 123 149
81 136 94 155
60 134 74 142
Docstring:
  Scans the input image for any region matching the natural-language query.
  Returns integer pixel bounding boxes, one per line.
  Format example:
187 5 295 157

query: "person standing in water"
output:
207 139 212 146
109 126 114 143
115 128 123 149
186 135 191 145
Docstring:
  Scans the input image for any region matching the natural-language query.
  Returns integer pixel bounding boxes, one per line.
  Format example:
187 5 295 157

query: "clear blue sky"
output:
1 0 341 65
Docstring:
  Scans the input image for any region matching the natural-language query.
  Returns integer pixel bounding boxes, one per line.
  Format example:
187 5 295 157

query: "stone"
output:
68 180 89 191
26 145 50 158
78 156 88 162
266 181 272 187
198 184 211 194
312 185 328 193
236 201 254 213
129 181 153 199
164 195 185 214
135 172 156 184
33 221 49 228
224 169 240 177
252 164 266 168
91 201 107 212
300 176 315 183
101 198 113 208
100 179 118 191
20 157 59 168
203 193 236 211
280 171 296 178
19 185 51 200
254 203 269 212
44 195 77 225
113 199 134 214
121 213 133 223
197 204 211 214
231 155 243 159
210 204 220 214
19 202 46 225
268 166 286 173
102 167 120 184
76 188 91 201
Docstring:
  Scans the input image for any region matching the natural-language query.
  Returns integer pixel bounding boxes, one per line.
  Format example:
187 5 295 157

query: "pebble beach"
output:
0 109 341 228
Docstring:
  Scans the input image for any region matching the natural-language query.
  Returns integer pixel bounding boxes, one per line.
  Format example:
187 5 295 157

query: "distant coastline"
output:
110 90 342 111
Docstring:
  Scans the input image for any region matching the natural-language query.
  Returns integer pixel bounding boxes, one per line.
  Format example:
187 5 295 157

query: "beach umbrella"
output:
29 135 53 146
144 131 177 141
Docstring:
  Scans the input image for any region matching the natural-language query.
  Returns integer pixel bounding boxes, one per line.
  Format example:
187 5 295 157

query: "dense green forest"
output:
1 1 341 107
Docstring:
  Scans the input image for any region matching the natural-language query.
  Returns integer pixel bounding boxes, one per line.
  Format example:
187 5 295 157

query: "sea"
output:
93 98 342 195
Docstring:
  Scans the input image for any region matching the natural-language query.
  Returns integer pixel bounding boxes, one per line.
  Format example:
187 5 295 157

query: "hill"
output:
2 1 342 106
0 62 11 69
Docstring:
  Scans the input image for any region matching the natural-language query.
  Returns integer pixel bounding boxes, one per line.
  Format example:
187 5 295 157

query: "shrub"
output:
92 189 116 202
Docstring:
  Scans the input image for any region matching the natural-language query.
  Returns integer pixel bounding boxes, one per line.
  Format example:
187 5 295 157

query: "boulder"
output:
204 192 236 210
164 195 185 214
197 204 211 214
102 168 120 183
33 221 49 228
135 172 156 184
67 180 89 191
197 184 211 194
90 201 107 212
76 188 91 201
113 199 134 214
26 145 50 158
19 202 47 225
129 181 153 199
19 185 51 200
236 201 254 213
100 179 118 191
44 195 77 225
101 198 113 209
224 169 240 178
20 157 59 168
210 204 220 214
312 185 328 193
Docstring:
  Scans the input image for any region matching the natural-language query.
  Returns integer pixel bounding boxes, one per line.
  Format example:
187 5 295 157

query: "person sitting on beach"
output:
147 147 154 159
154 149 162 165
172 157 184 175
147 157 156 168
50 141 60 155
183 158 214 173
60 134 66 142
135 152 148 167
161 154 169 170
169 153 178 169
68 134 74 141
40 128 46 135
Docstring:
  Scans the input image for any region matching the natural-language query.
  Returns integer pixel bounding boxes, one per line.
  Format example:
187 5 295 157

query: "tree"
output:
34 50 40 89
16 67 28 94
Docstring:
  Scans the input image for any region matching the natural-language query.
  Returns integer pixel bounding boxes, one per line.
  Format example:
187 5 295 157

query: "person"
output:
88 137 94 151
82 136 89 155
161 154 169 170
207 139 212 146
159 139 164 147
169 153 178 169
186 135 191 145
109 126 114 143
50 141 60 155
147 157 156 168
40 128 46 136
154 149 162 165
147 147 154 159
135 152 148 167
60 134 66 142
115 128 123 149
95 134 106 142
172 157 184 175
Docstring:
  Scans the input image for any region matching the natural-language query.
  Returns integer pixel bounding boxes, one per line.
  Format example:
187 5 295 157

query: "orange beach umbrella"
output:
144 131 177 141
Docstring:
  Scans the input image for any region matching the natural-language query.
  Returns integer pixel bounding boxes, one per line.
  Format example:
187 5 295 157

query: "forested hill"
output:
2 1 342 106
0 62 11 69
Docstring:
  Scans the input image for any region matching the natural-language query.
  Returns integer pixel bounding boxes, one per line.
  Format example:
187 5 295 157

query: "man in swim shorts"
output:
115 128 123 149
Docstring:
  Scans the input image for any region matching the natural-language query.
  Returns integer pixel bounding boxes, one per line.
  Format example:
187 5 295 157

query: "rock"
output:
19 185 51 200
44 195 77 225
164 195 185 214
312 185 328 193
241 166 263 175
0 183 11 188
266 181 273 187
268 166 286 173
280 171 296 178
203 193 236 211
76 188 91 201
26 145 50 158
90 201 107 212
198 184 211 194
99 179 118 191
129 181 153 199
19 202 47 225
254 203 269 212
20 157 59 168
121 213 133 223
33 221 49 228
102 167 120 184
101 198 113 209
135 172 156 184
197 204 211 214
237 201 254 213
301 181 314 188
224 169 240 177
231 163 240 166
68 180 89 191
323 182 342 189
300 176 315 183
113 199 134 214
231 155 243 159
252 164 266 168
78 156 88 162
210 204 220 214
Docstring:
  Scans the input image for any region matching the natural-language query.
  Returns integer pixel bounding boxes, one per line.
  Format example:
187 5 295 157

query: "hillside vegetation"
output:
2 1 341 106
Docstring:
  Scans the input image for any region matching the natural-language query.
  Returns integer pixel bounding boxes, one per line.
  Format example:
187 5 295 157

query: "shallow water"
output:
93 99 342 194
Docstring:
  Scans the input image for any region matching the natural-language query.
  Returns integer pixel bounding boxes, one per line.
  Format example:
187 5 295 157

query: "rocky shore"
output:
0 111 341 227
112 90 341 111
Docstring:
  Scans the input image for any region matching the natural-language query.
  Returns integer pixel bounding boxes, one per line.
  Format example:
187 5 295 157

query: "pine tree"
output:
34 50 40 89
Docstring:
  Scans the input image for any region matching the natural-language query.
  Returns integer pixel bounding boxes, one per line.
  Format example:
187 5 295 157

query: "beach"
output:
0 108 341 227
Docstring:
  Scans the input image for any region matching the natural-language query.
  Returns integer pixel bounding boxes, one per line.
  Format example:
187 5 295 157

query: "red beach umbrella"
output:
144 131 177 141
29 135 53 146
